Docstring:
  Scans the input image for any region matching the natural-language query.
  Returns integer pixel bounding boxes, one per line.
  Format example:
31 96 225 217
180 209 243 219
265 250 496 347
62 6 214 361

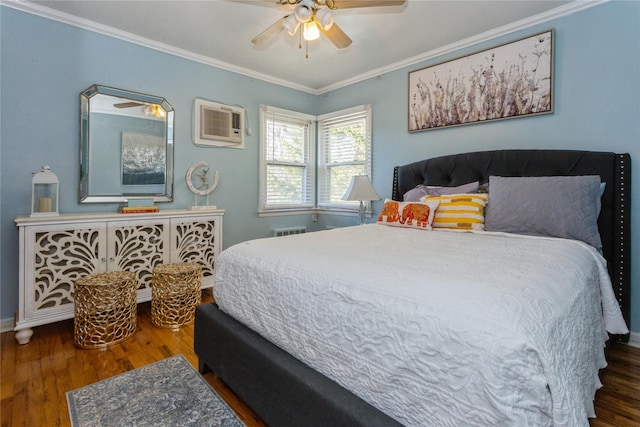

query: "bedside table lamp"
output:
342 175 380 225
31 165 59 217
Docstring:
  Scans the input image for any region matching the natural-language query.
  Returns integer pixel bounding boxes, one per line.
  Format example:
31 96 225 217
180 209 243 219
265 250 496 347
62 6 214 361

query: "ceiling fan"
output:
252 0 406 57
114 101 144 109
114 101 166 118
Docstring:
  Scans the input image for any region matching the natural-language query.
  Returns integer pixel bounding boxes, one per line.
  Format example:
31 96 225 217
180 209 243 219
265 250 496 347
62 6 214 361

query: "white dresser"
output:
14 209 224 344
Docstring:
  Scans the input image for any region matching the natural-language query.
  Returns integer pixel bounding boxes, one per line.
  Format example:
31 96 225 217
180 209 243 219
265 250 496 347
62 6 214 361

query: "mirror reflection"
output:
79 84 174 203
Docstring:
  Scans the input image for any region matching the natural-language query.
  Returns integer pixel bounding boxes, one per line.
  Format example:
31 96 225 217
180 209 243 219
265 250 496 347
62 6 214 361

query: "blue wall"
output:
0 6 317 321
1 1 639 333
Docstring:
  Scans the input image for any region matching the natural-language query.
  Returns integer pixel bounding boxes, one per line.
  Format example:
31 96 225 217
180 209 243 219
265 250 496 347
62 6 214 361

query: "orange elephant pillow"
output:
376 199 440 230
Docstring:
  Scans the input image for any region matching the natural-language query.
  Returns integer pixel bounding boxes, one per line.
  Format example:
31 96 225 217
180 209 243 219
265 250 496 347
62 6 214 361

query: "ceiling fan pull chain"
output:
306 38 309 59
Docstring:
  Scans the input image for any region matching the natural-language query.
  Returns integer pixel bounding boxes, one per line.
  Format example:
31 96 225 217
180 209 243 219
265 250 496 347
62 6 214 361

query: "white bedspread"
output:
214 225 628 426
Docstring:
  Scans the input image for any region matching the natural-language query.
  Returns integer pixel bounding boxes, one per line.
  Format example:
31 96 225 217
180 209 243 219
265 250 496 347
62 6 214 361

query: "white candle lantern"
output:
31 165 59 217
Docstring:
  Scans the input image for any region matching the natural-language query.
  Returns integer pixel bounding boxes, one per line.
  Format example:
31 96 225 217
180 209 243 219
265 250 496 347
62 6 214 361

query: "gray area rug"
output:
66 354 246 427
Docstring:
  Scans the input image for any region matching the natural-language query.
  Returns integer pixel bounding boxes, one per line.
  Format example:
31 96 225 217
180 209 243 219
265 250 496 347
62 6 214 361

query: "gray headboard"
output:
392 149 631 341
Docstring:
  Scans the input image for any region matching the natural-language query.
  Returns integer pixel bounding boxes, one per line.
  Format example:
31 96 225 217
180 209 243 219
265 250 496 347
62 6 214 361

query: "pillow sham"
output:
377 199 440 230
403 181 480 201
420 193 489 230
484 175 602 248
596 181 606 217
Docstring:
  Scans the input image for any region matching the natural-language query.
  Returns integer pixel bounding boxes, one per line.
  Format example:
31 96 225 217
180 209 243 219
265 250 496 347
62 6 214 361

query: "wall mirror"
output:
79 84 174 203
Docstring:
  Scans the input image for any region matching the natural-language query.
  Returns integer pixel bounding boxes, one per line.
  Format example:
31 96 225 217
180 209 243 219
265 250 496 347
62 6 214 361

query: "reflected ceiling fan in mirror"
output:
252 0 406 58
114 101 144 109
114 101 166 118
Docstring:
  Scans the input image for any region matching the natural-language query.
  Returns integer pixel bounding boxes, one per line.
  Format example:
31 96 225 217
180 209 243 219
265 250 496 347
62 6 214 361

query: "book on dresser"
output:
118 206 160 214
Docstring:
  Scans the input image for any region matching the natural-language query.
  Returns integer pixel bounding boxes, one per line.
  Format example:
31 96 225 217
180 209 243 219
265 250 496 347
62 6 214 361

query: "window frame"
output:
258 104 373 217
317 104 373 213
258 105 316 216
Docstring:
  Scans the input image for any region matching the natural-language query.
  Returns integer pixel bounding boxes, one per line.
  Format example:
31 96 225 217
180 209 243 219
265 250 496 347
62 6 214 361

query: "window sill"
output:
257 208 372 218
258 209 316 218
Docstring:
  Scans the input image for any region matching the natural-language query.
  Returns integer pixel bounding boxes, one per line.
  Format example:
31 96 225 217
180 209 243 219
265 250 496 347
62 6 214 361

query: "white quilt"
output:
214 225 628 427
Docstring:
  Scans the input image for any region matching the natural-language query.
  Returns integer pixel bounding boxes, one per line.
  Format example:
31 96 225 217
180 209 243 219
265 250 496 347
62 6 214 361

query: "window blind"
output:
259 105 315 212
317 105 372 209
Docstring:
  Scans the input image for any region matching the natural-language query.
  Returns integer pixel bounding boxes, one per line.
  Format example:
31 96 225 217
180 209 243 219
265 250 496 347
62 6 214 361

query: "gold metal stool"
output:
74 271 137 349
151 262 202 328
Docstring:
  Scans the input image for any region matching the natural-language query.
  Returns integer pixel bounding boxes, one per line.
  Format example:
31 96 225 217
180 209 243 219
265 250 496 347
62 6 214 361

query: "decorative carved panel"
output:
173 220 217 278
111 223 166 290
33 228 101 310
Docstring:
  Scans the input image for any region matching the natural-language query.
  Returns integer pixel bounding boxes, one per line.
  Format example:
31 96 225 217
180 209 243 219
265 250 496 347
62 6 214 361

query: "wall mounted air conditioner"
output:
194 98 245 148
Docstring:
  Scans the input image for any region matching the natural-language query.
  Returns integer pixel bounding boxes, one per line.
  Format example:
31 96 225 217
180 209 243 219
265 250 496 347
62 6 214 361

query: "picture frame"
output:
121 132 166 186
408 29 554 132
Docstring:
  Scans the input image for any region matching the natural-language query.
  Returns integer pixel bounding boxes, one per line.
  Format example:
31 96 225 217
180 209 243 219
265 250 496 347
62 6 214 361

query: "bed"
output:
195 149 631 427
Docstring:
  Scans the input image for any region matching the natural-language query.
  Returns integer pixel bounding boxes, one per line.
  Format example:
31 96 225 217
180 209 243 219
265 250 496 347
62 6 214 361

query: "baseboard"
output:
626 332 640 349
1 317 15 333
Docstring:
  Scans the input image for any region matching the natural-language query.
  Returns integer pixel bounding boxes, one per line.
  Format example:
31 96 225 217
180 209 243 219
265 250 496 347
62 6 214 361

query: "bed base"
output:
194 302 402 427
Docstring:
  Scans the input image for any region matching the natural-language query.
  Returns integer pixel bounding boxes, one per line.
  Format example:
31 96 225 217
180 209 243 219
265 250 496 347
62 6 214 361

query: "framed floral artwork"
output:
409 29 554 132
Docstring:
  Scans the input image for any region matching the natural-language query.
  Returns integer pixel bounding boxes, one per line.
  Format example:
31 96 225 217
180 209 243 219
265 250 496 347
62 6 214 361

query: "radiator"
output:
272 226 307 237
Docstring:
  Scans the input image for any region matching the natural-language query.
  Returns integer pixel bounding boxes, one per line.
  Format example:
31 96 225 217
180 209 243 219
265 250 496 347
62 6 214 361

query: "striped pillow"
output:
421 193 489 230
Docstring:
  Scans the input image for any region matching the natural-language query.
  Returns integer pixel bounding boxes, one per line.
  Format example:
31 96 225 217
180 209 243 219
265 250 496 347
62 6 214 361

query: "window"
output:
259 105 315 214
259 104 372 216
317 105 372 212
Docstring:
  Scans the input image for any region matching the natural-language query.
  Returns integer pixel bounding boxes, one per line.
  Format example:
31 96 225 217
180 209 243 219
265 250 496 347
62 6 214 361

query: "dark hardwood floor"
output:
1 291 638 426
591 338 640 426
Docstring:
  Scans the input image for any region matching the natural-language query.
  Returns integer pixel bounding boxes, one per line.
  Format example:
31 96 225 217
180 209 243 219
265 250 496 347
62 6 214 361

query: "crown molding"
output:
0 0 318 94
317 0 609 94
2 0 608 96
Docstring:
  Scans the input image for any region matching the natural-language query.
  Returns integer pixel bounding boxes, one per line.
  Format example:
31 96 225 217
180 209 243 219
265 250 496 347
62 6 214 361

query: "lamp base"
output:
358 200 366 225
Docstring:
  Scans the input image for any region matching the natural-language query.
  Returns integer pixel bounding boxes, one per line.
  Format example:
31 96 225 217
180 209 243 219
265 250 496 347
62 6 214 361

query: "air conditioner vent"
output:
194 98 244 149
201 108 231 139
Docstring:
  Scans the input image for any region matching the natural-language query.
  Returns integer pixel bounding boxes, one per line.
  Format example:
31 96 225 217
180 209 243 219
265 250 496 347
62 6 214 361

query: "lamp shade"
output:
294 0 314 23
282 14 300 35
342 175 380 202
315 8 335 30
303 21 320 41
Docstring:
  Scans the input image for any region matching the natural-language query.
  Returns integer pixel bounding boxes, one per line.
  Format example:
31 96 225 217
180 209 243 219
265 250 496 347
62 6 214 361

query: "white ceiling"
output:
12 0 593 93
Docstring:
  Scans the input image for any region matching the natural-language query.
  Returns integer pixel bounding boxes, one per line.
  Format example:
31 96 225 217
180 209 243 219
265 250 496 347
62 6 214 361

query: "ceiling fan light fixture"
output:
303 21 320 41
294 0 314 23
314 8 335 30
142 104 165 118
282 14 300 35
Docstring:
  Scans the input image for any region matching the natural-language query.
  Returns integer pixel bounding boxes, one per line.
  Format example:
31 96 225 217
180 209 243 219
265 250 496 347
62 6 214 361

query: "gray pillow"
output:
484 175 603 248
403 181 479 201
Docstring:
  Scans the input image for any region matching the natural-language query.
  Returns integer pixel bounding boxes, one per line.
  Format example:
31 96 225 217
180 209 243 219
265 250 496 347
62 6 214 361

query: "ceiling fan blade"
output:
320 22 352 49
332 0 406 8
252 17 286 45
114 102 144 109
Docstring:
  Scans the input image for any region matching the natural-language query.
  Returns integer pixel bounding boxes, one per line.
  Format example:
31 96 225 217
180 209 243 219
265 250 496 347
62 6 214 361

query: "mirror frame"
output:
79 84 174 204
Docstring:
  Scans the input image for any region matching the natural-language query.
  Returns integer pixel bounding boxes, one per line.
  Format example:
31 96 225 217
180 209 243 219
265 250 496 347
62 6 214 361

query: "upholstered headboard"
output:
392 149 631 341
